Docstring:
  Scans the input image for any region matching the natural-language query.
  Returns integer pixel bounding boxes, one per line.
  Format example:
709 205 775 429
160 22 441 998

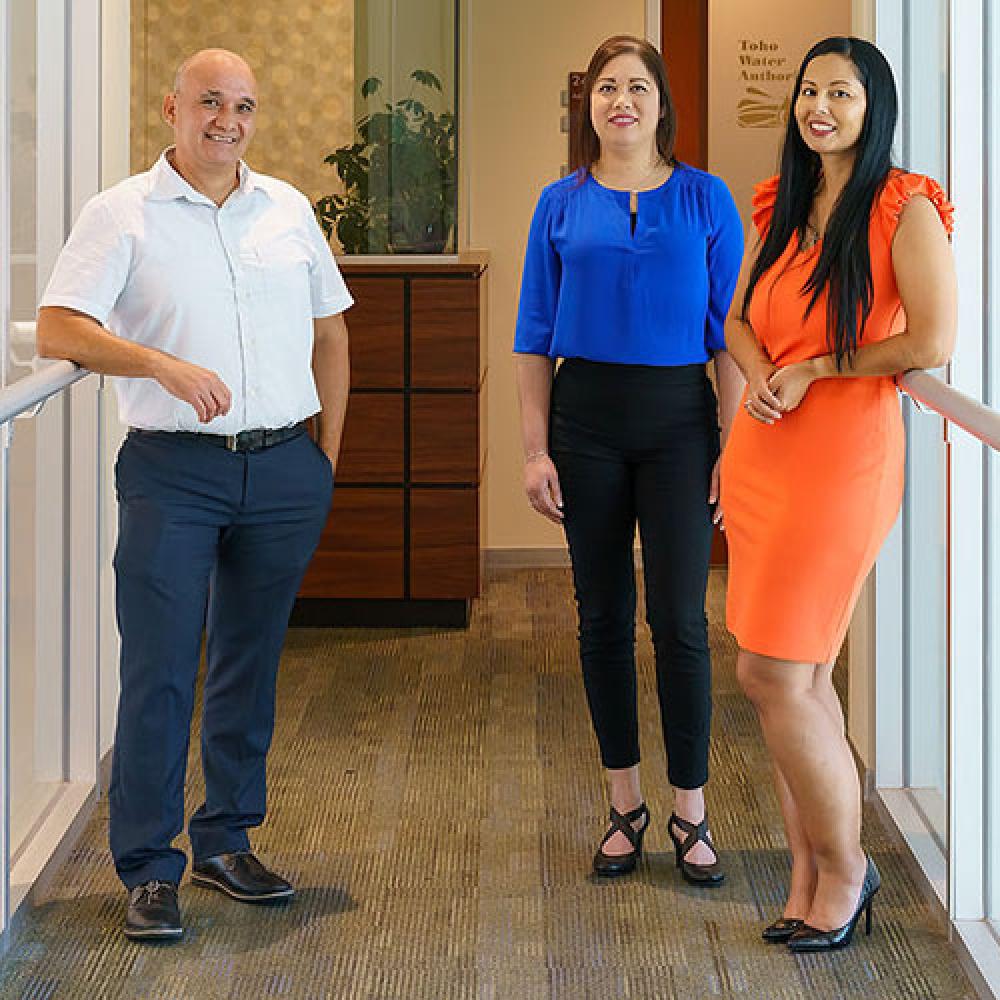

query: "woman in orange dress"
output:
721 36 956 952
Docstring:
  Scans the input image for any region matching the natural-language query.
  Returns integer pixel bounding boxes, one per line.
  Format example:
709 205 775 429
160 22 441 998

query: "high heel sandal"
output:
787 856 881 952
592 803 650 876
761 917 804 943
667 813 725 887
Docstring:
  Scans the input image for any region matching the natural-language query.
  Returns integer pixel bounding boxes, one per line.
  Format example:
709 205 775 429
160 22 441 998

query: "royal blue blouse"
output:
514 164 743 364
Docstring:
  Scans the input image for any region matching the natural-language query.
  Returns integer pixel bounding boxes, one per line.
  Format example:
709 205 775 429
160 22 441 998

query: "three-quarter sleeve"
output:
514 186 562 355
704 177 744 353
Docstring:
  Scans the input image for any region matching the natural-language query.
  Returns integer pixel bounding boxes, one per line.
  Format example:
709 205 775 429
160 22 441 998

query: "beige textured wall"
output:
466 0 646 552
130 0 354 207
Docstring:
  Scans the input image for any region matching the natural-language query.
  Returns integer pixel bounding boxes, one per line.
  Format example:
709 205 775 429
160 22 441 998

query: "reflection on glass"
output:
316 0 458 254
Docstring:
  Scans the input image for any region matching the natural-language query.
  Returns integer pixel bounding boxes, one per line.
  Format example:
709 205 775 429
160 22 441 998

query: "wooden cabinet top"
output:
336 249 489 278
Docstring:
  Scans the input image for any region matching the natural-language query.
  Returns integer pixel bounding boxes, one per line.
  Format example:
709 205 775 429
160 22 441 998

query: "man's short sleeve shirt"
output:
40 151 354 433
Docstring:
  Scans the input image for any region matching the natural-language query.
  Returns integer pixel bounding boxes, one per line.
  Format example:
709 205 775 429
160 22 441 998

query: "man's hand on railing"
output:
37 306 233 424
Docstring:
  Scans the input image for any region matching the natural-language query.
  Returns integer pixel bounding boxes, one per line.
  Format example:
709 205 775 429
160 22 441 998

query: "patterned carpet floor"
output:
0 568 978 999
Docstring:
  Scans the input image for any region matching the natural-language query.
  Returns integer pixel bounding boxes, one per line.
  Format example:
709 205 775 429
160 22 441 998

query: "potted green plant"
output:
315 70 457 254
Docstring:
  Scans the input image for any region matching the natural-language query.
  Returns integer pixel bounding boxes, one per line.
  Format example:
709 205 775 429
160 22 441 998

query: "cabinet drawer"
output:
410 489 480 598
410 394 479 484
300 488 404 598
337 394 404 483
346 278 404 388
410 279 480 389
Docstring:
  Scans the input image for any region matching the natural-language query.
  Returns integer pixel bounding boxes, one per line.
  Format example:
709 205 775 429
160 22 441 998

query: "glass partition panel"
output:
900 0 949 852
7 0 38 383
315 0 458 254
6 0 68 865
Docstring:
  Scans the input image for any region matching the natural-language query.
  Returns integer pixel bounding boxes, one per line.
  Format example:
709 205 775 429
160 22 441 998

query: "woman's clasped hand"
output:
743 361 819 423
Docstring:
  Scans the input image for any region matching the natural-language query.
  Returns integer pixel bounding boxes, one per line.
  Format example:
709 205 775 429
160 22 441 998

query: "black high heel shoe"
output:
787 856 881 953
592 803 650 876
762 917 804 943
667 813 725 887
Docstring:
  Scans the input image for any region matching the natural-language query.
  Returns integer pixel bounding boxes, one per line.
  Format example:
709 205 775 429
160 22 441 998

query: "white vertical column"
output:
985 0 1000 923
871 0 906 791
98 0 129 765
66 0 102 786
31 0 68 787
1 0 14 941
949 0 987 924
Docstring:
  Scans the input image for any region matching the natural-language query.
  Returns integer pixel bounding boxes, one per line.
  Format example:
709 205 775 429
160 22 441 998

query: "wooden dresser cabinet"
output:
293 255 488 627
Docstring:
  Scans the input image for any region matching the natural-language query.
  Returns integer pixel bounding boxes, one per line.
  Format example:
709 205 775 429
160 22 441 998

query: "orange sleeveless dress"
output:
721 171 953 663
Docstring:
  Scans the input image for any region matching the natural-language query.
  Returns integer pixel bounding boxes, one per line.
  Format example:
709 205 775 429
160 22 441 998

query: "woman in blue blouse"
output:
515 35 744 883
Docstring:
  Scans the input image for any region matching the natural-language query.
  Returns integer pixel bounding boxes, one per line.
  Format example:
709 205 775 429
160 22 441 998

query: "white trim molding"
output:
646 0 661 48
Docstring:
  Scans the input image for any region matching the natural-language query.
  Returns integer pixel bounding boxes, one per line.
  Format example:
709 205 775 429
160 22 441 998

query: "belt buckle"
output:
225 434 239 452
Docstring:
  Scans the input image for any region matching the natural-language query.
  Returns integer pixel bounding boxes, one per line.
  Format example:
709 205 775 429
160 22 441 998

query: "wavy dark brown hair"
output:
573 35 677 173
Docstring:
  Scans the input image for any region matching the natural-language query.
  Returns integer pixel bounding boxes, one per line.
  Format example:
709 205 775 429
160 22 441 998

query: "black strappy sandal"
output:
592 803 650 876
667 812 725 886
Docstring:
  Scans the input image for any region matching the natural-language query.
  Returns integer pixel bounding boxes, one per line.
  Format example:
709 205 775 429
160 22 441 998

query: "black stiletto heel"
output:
787 856 881 952
592 803 650 876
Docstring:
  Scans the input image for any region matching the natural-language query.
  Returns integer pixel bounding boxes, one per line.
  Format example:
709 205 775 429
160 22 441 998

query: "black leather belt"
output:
130 421 308 453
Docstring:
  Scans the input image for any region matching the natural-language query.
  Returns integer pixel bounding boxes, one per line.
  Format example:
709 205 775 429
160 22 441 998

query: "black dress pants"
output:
550 359 719 789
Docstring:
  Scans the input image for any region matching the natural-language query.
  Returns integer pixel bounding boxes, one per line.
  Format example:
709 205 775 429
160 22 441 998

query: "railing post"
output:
0 427 11 943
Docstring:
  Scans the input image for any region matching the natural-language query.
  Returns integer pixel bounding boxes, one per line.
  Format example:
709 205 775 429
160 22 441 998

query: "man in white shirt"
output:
37 48 351 941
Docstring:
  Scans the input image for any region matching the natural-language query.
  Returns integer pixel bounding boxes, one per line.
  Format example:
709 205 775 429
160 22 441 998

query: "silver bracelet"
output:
525 449 549 463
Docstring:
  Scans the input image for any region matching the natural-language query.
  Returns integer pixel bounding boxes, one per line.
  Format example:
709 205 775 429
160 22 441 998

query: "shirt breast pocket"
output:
239 247 311 305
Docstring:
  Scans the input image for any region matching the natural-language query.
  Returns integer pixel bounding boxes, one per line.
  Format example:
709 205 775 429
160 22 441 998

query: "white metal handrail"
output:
0 361 90 426
900 370 1000 452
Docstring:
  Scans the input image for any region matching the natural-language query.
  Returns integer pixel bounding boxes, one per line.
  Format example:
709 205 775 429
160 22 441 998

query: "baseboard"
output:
486 547 571 569
870 789 949 934
486 548 729 571
1 747 116 955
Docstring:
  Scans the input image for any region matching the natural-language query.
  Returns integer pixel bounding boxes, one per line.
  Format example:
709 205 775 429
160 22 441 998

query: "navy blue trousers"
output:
110 429 333 889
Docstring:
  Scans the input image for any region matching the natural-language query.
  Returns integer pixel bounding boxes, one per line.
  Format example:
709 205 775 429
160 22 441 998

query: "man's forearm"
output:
37 306 168 377
312 313 350 465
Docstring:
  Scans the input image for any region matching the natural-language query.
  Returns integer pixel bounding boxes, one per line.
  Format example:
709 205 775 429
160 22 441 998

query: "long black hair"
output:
741 36 898 368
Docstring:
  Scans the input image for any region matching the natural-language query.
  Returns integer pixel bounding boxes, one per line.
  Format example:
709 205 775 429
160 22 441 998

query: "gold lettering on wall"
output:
736 37 794 128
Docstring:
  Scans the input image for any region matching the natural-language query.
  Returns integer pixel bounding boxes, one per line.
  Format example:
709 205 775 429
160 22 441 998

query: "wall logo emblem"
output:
737 39 795 129
738 88 791 128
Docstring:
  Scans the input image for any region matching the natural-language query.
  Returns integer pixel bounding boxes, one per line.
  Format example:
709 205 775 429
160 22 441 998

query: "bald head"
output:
172 49 257 97
163 48 259 193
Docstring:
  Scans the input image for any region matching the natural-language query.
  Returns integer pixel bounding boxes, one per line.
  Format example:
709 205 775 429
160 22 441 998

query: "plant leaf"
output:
411 69 443 91
361 76 382 98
